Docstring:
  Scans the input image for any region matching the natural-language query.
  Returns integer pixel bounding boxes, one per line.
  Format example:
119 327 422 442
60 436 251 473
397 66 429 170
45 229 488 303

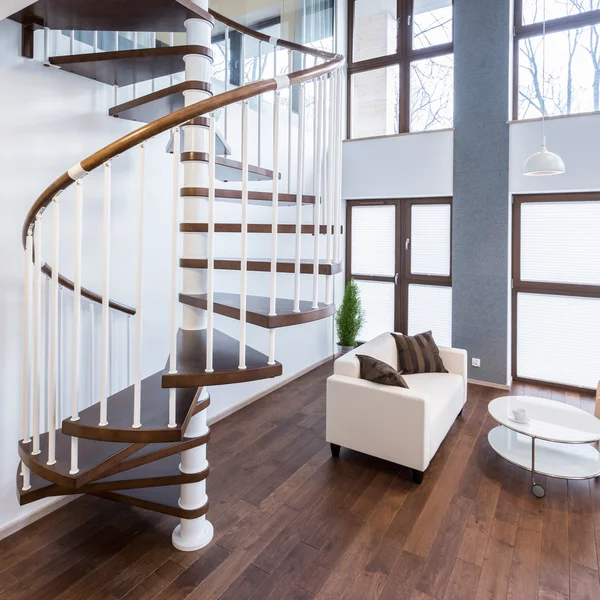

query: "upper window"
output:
348 0 454 139
514 0 600 119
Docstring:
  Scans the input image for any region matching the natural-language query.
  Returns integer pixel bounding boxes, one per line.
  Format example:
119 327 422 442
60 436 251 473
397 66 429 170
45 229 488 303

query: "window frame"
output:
512 1 600 121
512 192 600 392
347 0 454 138
346 197 452 339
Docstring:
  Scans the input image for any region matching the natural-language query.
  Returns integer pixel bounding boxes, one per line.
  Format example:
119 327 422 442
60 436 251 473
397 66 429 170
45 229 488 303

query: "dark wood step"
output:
17 468 65 506
62 372 206 444
49 46 211 87
92 485 209 519
162 328 282 389
109 81 212 123
179 293 335 329
18 431 142 490
180 223 341 234
181 187 316 205
181 153 277 183
180 258 343 275
10 0 212 32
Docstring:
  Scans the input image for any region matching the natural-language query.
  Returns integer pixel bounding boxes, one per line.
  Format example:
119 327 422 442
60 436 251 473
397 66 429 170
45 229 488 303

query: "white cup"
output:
512 407 527 422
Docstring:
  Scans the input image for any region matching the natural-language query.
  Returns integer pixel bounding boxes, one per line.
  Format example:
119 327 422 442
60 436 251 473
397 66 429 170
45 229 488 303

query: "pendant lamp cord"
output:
542 0 547 142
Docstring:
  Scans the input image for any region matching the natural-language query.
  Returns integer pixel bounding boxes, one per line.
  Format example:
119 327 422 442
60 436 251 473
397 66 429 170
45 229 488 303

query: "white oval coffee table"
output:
488 396 600 497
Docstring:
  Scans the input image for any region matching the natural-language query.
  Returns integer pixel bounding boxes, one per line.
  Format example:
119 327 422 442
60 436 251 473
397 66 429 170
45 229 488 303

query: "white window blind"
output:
356 280 395 342
408 284 452 347
517 293 600 389
521 201 600 286
411 204 451 276
351 205 396 277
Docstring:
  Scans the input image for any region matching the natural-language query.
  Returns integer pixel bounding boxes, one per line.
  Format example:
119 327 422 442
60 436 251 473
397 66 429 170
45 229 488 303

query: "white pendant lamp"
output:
523 0 565 176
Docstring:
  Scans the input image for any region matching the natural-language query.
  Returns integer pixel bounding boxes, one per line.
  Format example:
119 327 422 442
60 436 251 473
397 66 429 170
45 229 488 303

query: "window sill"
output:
343 127 455 144
508 110 600 125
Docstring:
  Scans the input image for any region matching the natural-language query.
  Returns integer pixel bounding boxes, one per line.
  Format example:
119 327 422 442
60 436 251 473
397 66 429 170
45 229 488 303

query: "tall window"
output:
348 0 454 139
512 193 600 390
514 0 600 120
347 198 452 345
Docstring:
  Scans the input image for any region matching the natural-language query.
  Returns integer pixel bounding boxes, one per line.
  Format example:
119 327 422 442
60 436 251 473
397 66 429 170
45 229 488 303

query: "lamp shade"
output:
523 141 565 176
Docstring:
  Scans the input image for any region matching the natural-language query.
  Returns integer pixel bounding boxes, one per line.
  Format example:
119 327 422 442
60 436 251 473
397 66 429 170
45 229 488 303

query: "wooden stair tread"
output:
109 81 212 123
49 46 211 87
18 430 140 489
180 223 340 234
93 485 209 519
9 0 212 32
181 153 276 183
162 328 282 389
179 293 335 329
62 372 204 444
180 258 343 275
181 187 316 205
17 468 65 506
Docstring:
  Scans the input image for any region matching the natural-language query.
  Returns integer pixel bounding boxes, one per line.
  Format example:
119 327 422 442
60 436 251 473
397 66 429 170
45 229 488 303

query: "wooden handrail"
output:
22 11 344 316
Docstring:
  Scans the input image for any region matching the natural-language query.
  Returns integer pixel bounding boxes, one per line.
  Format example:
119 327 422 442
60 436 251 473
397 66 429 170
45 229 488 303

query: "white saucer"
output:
508 415 531 425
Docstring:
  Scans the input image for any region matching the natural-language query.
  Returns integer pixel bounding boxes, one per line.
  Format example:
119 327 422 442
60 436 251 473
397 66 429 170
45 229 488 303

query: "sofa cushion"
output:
334 333 399 379
356 355 409 388
392 331 448 374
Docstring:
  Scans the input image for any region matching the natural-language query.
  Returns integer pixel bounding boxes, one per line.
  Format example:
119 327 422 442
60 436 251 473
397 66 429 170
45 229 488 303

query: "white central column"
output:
172 0 214 552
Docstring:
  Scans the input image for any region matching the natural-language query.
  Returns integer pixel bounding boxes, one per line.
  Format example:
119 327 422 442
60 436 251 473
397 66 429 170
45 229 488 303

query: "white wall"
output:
0 19 335 535
510 113 600 194
342 129 454 199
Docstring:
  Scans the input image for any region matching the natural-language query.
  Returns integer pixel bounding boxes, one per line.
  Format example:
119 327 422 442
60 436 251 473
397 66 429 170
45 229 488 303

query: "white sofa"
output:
326 332 468 483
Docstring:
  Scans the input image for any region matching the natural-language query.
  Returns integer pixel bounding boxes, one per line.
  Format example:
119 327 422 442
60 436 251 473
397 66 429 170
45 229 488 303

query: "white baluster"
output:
239 101 249 370
32 216 42 455
93 31 98 53
114 31 119 51
99 161 111 426
168 127 180 428
22 230 33 444
47 196 60 466
89 302 95 408
70 30 75 55
206 115 216 373
325 76 334 306
21 462 31 492
224 27 230 140
43 27 50 66
113 33 119 104
287 49 293 194
293 83 306 314
71 180 83 424
312 78 324 309
133 144 145 429
333 70 342 264
170 33 175 86
132 33 138 98
109 309 114 395
270 90 281 320
258 40 263 166
127 315 131 385
151 33 157 91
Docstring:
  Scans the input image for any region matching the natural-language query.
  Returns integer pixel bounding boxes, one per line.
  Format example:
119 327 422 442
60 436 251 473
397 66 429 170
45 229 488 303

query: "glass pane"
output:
522 0 600 25
518 25 600 119
351 65 400 139
351 205 396 277
408 285 452 347
521 201 600 285
517 293 600 388
410 54 454 131
353 0 398 63
413 0 453 50
356 281 396 342
411 204 451 276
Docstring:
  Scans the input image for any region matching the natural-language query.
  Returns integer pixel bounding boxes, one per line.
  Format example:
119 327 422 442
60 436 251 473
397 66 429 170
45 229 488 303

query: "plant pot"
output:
337 344 355 355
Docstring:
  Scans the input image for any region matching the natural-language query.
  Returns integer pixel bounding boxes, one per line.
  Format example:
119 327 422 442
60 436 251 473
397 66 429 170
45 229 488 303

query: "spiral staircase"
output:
11 0 344 551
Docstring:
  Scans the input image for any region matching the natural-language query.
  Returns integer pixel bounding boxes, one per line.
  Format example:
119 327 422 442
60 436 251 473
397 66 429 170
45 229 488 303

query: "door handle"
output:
394 273 399 286
405 238 410 250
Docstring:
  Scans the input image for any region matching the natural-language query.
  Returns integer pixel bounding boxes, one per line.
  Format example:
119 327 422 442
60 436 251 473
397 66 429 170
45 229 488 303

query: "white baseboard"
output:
468 378 511 391
1 355 334 542
208 354 334 426
0 495 78 541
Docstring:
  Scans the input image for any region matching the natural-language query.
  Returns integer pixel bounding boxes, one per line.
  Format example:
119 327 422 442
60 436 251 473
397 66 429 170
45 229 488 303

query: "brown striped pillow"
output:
356 355 409 388
391 331 448 375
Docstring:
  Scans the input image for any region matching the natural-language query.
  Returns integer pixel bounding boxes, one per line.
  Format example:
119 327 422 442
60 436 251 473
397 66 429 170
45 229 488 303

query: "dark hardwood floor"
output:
1 361 597 600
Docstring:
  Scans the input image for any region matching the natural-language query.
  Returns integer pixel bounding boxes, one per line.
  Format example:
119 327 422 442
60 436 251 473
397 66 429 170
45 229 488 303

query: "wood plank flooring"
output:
0 361 597 600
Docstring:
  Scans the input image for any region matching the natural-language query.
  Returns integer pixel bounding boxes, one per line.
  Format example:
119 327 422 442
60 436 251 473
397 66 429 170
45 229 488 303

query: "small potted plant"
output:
335 278 365 354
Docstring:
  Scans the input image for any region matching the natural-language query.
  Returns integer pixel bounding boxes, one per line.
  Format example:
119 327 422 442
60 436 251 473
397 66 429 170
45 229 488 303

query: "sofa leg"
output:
330 443 341 458
412 469 424 485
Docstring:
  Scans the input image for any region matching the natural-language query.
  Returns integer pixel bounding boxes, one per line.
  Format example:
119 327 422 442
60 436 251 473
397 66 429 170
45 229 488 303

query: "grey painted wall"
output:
452 0 511 384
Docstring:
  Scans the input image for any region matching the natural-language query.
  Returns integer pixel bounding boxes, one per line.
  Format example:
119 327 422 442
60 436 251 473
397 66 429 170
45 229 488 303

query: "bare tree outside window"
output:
411 55 454 131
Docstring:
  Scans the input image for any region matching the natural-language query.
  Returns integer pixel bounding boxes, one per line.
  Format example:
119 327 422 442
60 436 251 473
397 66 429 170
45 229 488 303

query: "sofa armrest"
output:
439 347 468 404
326 374 431 471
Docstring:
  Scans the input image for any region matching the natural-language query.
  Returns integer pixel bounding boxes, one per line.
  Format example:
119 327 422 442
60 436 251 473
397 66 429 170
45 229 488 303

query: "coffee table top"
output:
488 395 600 444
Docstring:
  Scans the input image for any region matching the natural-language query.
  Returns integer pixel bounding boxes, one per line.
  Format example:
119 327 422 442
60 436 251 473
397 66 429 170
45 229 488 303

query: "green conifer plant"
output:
335 278 365 348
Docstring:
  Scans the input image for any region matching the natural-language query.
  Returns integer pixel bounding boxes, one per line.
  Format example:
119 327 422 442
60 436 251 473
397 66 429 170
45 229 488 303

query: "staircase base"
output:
172 519 214 551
